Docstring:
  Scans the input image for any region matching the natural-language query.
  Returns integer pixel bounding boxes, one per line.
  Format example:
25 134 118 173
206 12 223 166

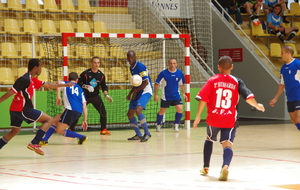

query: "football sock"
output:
31 129 46 144
138 114 151 136
64 129 84 139
203 140 213 168
174 112 182 124
129 118 142 136
42 125 56 141
156 114 163 125
223 147 233 167
0 137 8 149
287 29 298 40
295 123 300 130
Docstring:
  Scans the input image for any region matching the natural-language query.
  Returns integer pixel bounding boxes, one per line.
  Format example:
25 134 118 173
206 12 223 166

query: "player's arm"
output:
180 84 188 102
154 83 160 102
42 81 74 89
55 81 63 106
246 98 265 112
193 100 206 129
82 101 88 131
270 84 285 107
0 89 15 103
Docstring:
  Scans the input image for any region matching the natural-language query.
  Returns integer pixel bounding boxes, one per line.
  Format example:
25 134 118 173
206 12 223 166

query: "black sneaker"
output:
78 136 88 144
140 134 151 142
283 19 290 24
127 135 142 140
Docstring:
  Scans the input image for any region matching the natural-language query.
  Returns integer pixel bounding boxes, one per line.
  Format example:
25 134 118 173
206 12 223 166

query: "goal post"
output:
61 32 191 129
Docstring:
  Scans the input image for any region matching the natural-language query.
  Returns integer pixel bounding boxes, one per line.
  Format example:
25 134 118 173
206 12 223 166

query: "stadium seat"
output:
270 43 281 58
59 20 74 33
26 0 43 11
110 67 128 82
93 44 110 59
4 19 24 34
110 45 127 59
24 19 40 34
60 0 79 13
44 0 62 12
94 21 108 33
77 21 91 33
251 23 271 36
42 20 58 34
78 0 95 13
1 43 21 59
21 43 34 58
0 68 15 85
8 0 26 11
74 67 87 75
76 43 91 58
38 68 49 82
289 2 300 15
285 43 300 57
17 67 28 77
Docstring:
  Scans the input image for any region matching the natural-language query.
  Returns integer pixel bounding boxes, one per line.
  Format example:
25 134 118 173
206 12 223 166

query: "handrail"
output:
211 0 280 74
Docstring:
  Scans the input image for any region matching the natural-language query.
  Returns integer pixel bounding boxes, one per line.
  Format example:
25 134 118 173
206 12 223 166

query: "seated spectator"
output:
236 0 263 25
212 0 243 25
267 4 298 43
264 0 289 23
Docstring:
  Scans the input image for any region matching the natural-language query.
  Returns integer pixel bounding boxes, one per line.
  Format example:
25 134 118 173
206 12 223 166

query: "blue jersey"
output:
265 0 280 8
61 81 86 113
130 61 153 99
155 69 185 101
280 58 300 102
267 13 282 33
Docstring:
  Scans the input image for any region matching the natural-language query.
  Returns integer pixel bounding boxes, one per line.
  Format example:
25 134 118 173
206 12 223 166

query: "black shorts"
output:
160 99 182 108
287 100 300 112
10 109 42 127
59 109 81 126
206 124 237 143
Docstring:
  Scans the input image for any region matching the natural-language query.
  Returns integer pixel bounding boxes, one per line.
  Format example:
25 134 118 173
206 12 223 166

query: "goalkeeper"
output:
70 56 113 135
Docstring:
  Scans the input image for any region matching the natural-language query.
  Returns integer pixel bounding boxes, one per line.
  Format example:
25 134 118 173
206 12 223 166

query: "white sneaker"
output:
174 124 179 132
284 40 296 44
156 125 161 132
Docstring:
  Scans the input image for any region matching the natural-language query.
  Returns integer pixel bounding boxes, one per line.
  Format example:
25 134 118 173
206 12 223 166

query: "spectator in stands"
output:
236 0 263 25
267 4 298 43
264 0 289 23
212 0 243 25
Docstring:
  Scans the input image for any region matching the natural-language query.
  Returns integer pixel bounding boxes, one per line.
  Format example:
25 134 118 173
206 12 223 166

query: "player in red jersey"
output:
193 56 265 181
0 59 74 156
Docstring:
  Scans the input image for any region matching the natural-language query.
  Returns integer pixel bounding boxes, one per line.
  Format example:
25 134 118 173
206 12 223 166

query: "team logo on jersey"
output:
89 78 98 88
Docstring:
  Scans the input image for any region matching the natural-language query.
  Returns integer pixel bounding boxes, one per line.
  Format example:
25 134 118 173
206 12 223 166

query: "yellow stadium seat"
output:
8 0 26 11
270 43 281 58
42 20 58 34
251 23 271 36
21 43 34 58
4 19 24 34
94 21 108 33
1 43 21 59
0 68 15 85
26 0 43 11
285 43 300 57
77 21 91 33
59 20 74 33
289 2 300 15
110 45 127 59
44 0 62 12
78 0 95 13
74 67 87 75
24 19 40 34
110 67 127 82
38 68 49 82
76 43 91 58
60 0 79 13
93 44 110 59
17 67 28 77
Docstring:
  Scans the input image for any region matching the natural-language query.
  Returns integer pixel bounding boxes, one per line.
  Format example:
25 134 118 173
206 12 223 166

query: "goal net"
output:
37 33 205 130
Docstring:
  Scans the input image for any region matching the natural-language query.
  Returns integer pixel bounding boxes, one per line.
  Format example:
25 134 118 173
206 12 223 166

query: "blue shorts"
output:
10 109 43 127
129 93 152 110
60 109 81 126
287 100 300 112
206 124 237 143
160 99 182 108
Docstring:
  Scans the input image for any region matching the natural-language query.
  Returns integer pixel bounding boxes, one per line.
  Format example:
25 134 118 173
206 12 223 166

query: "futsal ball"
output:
131 74 142 87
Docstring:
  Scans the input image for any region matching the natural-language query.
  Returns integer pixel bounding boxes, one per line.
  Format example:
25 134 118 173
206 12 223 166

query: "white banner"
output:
150 0 181 18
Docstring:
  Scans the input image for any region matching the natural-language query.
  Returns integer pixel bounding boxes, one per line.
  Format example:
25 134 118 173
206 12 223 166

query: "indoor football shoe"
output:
100 129 111 135
140 134 151 142
39 140 48 146
156 125 161 132
219 165 229 181
27 143 44 156
78 136 88 144
200 167 209 175
127 135 142 140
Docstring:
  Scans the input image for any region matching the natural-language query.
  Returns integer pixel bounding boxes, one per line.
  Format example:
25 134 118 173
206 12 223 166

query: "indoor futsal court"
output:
1 122 300 190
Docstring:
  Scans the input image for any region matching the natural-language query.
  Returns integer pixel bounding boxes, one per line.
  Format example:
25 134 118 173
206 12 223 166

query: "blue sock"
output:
295 123 300 130
156 114 163 125
138 114 151 136
223 147 233 167
31 129 46 144
203 140 213 168
0 137 8 149
64 129 84 139
174 112 182 124
129 118 142 136
42 125 56 141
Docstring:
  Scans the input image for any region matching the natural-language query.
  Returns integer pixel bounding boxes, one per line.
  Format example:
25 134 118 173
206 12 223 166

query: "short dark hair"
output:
28 59 41 71
68 72 78 81
91 56 100 62
218 56 232 70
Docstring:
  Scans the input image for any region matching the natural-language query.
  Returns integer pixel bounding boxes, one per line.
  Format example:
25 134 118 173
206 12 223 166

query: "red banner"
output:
218 48 243 62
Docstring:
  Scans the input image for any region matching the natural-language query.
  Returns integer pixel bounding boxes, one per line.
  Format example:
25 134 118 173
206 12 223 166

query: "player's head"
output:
281 45 294 61
218 56 233 72
168 58 178 71
91 56 100 70
127 50 136 66
273 4 282 15
28 59 42 76
69 72 78 82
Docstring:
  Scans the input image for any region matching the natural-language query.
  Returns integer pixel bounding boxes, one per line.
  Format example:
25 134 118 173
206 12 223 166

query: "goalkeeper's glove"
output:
83 84 94 92
105 94 113 103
